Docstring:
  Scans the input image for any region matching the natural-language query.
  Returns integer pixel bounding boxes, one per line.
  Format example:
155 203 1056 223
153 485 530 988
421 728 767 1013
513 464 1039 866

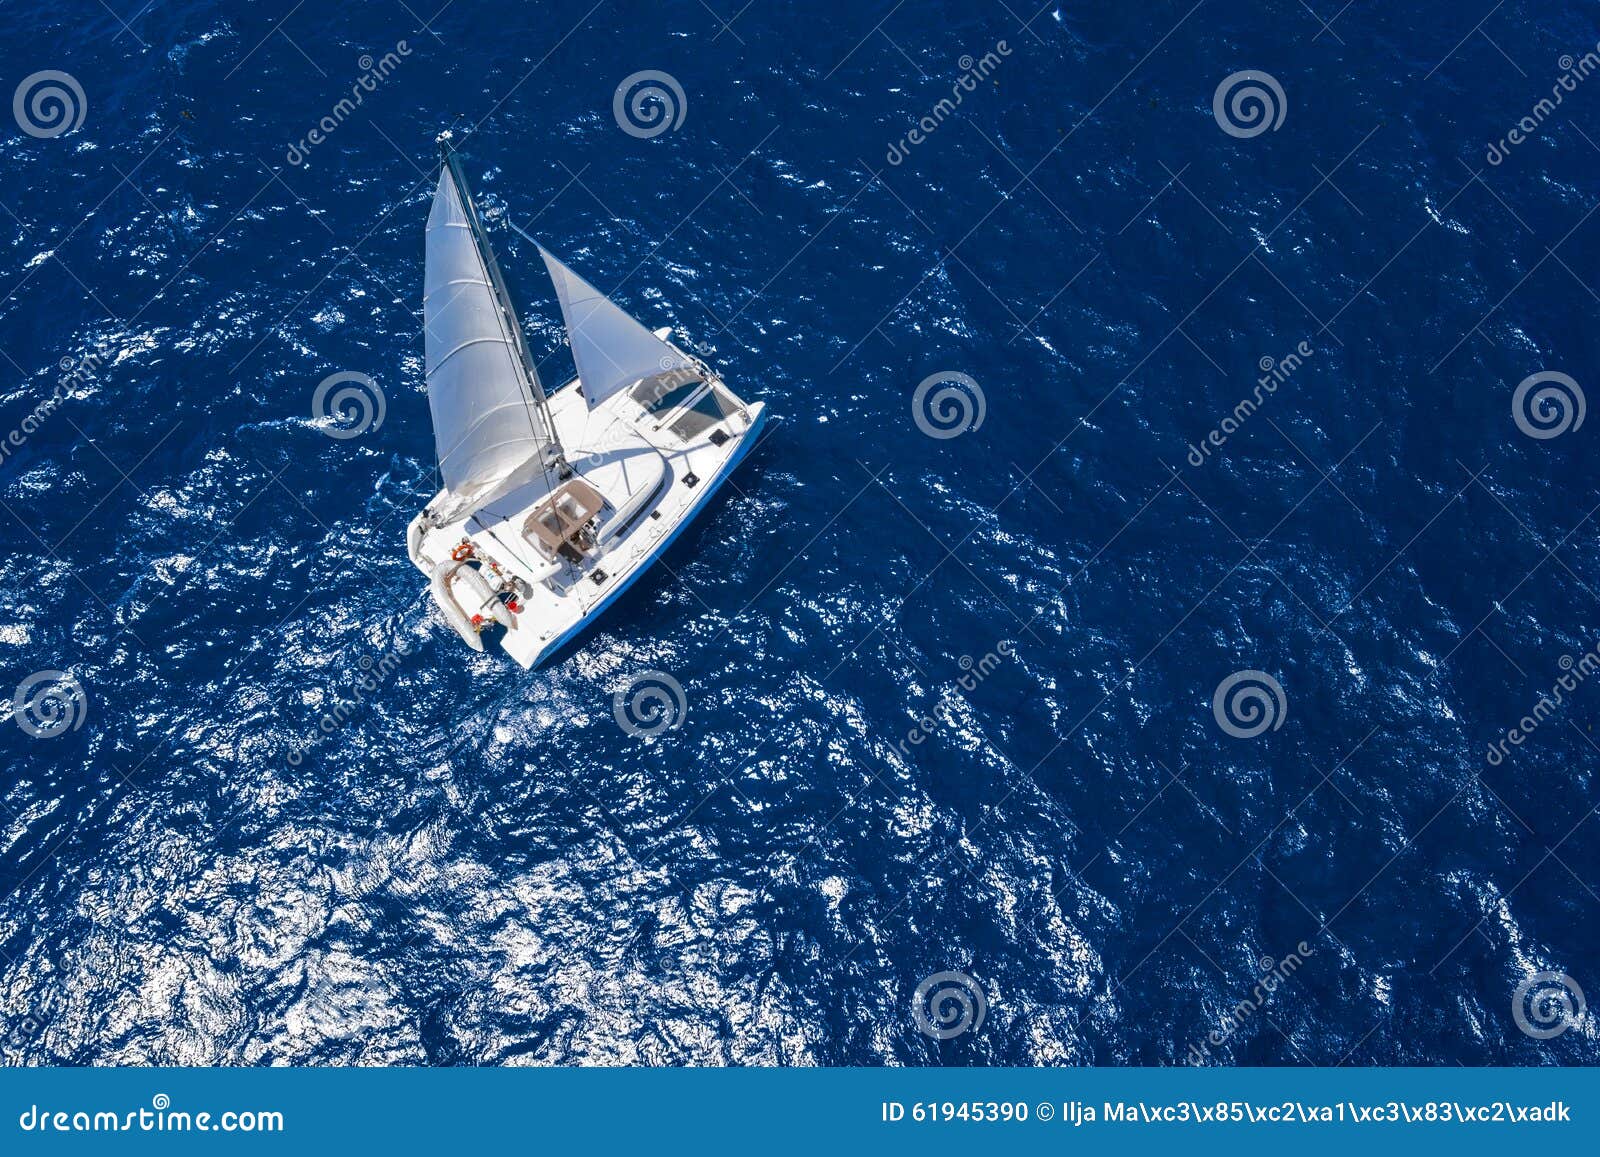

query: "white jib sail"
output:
538 246 694 410
425 165 556 518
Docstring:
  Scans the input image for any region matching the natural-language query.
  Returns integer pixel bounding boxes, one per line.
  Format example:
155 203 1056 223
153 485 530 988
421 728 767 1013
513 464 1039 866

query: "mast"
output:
437 133 570 478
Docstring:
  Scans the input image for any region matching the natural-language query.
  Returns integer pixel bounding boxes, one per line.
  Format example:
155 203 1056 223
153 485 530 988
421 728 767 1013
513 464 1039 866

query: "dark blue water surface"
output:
2 0 1599 1065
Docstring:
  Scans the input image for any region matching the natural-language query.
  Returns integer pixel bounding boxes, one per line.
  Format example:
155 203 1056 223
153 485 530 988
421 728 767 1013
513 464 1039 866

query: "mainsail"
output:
424 161 560 519
538 246 693 410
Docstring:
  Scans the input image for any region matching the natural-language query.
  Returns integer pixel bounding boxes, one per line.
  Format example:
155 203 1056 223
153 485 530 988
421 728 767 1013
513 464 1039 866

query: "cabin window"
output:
630 371 703 414
667 386 735 440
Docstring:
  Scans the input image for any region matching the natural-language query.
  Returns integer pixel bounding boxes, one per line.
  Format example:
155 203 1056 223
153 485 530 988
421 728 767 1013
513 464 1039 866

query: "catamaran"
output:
406 134 767 667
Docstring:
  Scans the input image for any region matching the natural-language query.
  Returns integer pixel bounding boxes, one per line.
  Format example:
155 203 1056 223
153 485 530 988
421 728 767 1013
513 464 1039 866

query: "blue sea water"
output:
2 0 1599 1066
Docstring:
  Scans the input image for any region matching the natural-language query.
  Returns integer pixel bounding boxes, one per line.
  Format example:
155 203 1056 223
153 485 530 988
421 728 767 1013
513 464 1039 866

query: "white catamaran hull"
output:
408 332 766 668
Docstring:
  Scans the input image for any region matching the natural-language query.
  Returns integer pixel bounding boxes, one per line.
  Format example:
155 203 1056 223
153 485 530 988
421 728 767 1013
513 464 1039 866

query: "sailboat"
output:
405 134 768 668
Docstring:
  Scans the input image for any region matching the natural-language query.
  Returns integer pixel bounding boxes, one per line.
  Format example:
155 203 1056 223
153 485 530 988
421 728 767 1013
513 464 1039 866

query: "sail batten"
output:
424 163 557 519
538 246 694 410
